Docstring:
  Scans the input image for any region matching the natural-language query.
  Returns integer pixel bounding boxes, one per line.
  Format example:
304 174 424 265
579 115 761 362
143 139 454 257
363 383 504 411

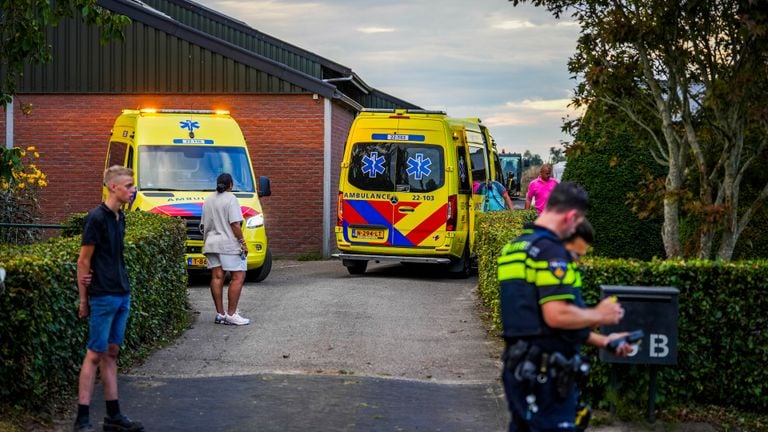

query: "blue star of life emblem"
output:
362 152 386 178
180 120 200 132
407 153 432 180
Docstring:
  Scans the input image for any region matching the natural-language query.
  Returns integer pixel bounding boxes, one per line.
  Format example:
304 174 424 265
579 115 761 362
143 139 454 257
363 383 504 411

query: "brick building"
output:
0 0 418 257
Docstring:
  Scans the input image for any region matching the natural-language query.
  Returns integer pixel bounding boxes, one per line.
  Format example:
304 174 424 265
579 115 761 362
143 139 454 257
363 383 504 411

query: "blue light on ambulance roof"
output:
372 133 425 142
173 139 214 144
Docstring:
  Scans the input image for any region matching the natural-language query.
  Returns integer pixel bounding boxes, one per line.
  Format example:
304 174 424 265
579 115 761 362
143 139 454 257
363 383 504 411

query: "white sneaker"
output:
225 312 250 326
214 313 226 324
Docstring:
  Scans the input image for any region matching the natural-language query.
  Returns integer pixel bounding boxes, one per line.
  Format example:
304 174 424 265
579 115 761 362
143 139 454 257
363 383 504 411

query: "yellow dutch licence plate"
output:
351 228 385 240
188 257 207 267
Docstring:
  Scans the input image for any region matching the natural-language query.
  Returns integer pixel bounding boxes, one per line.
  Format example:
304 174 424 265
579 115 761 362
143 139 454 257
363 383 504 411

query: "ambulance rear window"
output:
138 145 255 192
348 142 444 193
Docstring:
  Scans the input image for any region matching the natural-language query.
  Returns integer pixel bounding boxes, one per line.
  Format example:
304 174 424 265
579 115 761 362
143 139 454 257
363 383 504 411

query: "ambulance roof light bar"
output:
138 108 230 115
361 108 446 115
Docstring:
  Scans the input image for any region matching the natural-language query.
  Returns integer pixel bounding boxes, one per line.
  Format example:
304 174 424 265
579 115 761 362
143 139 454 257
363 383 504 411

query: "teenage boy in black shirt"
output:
74 166 144 432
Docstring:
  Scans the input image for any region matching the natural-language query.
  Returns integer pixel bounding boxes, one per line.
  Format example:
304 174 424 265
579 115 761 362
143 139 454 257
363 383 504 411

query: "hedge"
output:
475 208 537 328
0 212 189 410
476 211 768 412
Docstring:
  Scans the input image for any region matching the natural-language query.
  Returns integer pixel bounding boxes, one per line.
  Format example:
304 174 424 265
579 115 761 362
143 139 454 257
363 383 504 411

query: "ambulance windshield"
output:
138 145 255 192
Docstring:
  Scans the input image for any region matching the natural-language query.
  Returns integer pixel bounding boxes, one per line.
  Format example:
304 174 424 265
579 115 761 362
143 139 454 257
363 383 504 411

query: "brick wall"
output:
0 93 354 257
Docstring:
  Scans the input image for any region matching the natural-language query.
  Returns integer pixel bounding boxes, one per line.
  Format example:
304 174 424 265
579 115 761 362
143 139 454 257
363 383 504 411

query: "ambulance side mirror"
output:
258 176 271 198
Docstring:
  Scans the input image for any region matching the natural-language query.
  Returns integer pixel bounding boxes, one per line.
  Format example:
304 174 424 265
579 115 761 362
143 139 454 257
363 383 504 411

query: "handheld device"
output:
606 330 644 354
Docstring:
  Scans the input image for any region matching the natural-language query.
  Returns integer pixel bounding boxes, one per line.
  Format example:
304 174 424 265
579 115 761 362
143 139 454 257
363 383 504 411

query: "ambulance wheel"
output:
448 247 472 279
344 259 368 275
246 249 272 283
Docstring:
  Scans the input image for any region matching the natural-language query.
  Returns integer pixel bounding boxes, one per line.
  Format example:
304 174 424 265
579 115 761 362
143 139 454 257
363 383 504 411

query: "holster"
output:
502 340 530 373
548 352 590 399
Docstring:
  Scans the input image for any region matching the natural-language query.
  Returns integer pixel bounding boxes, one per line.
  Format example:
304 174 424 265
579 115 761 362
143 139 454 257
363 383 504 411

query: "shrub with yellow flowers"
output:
0 146 49 244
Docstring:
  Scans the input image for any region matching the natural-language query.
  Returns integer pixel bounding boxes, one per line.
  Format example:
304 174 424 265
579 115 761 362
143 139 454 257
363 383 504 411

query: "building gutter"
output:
324 75 370 95
322 97 332 257
4 98 12 149
333 91 363 112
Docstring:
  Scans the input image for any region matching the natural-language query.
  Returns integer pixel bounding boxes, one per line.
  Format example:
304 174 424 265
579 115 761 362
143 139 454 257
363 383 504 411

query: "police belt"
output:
503 339 591 399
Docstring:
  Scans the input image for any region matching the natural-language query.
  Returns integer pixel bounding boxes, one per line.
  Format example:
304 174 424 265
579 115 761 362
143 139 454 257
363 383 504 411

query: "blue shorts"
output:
87 295 131 353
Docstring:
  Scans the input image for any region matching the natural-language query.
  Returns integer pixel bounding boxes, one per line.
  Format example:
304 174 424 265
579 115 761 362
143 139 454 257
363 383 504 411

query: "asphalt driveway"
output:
87 259 509 431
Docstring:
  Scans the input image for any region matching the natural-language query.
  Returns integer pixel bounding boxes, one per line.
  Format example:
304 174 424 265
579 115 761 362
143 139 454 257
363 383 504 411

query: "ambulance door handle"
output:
398 206 415 213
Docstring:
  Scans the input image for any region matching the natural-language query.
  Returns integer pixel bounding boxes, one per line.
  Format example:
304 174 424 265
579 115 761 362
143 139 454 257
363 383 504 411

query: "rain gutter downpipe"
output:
5 98 12 149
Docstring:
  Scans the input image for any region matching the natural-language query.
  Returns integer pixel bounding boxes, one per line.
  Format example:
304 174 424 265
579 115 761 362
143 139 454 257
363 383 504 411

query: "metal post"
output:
609 364 617 418
322 96 332 258
648 365 657 423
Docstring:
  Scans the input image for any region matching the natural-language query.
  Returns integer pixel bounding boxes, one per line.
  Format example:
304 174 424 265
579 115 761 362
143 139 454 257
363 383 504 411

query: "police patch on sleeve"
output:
549 260 568 280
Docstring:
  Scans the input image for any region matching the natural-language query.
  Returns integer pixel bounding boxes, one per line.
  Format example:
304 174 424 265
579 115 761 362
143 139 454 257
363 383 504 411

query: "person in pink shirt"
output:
525 164 559 214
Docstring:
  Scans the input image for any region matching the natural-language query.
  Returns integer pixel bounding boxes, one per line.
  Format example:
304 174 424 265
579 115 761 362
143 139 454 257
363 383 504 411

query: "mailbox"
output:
599 285 679 365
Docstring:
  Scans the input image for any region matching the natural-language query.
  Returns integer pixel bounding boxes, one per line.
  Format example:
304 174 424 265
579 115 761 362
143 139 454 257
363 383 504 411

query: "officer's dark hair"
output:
545 181 589 213
566 219 594 244
216 173 233 193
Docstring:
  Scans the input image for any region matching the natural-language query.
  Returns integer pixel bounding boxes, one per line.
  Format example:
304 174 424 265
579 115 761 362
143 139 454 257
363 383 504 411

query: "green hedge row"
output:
0 212 189 410
475 209 537 328
476 211 768 412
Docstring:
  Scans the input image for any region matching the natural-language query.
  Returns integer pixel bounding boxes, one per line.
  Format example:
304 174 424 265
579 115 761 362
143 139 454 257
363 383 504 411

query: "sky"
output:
193 0 583 159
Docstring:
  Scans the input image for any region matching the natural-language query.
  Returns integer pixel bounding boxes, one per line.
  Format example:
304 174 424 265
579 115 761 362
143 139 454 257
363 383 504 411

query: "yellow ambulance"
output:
334 109 494 277
104 109 272 282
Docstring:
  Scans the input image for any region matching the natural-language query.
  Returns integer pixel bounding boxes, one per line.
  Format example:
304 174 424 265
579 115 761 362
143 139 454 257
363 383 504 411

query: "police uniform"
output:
498 223 589 431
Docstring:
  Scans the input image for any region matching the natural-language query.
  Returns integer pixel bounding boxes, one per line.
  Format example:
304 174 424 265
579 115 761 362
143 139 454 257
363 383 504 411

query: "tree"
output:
523 150 543 166
511 0 768 260
1 0 130 178
1 0 130 106
564 102 665 260
549 146 566 163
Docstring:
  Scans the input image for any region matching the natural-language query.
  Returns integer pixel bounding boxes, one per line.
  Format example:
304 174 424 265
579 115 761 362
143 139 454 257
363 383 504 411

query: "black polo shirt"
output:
81 203 130 296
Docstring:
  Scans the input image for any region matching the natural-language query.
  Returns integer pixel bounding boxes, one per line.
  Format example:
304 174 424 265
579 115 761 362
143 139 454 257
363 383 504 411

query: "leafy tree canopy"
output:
1 0 129 180
1 0 130 107
511 0 768 260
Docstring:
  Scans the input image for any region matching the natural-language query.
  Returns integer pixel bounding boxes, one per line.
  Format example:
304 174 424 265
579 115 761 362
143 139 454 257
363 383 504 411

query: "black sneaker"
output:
103 414 144 431
73 420 95 432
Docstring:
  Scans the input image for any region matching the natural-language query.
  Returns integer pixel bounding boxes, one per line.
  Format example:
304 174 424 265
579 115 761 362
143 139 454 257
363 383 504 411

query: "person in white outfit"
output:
201 173 250 326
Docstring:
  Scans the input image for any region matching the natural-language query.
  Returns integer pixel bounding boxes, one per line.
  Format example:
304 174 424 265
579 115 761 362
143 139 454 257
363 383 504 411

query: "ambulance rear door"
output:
342 131 447 250
388 135 446 249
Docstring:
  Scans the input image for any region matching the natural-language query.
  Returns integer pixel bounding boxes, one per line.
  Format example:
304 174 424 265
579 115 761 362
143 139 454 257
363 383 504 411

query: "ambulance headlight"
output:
246 214 264 228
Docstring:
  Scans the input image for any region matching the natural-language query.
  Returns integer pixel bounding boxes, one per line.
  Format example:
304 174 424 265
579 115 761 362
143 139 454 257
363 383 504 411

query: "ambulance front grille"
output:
181 216 203 241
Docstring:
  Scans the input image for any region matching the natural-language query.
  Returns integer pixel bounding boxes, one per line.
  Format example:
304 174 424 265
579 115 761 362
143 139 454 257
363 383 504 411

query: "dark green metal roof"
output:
18 19 312 95
139 0 340 79
15 0 420 109
133 0 420 109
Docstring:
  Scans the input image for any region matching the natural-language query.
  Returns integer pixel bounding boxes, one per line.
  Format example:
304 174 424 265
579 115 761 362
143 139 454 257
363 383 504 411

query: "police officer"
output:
498 182 631 431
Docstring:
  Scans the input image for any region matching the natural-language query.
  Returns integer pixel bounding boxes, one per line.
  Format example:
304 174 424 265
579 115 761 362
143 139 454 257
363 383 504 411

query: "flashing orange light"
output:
139 108 158 113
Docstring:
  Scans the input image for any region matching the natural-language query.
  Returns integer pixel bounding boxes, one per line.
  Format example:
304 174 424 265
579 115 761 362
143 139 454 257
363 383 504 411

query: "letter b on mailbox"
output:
600 286 679 365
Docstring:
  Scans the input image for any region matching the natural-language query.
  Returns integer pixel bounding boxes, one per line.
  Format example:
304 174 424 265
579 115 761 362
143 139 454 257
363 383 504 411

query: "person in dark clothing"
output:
497 182 631 431
74 166 144 432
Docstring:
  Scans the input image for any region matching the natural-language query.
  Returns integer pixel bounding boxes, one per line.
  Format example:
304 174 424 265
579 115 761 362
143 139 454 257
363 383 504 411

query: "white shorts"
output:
205 253 247 272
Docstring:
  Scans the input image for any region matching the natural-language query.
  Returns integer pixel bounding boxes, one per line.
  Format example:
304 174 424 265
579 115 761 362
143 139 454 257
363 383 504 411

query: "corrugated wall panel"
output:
142 0 323 78
17 18 305 95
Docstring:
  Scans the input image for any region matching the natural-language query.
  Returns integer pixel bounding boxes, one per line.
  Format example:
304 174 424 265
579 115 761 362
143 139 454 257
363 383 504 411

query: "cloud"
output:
357 27 397 34
505 98 575 112
492 20 537 30
194 0 584 156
